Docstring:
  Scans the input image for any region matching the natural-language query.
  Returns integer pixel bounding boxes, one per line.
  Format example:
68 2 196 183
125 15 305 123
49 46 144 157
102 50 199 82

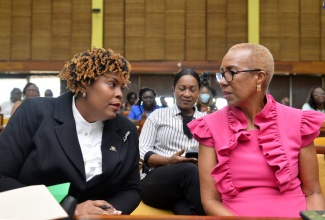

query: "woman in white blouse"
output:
139 69 206 215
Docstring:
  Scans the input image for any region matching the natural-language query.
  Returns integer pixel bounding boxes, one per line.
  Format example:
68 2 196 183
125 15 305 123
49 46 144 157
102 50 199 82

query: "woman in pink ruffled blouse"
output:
188 43 325 217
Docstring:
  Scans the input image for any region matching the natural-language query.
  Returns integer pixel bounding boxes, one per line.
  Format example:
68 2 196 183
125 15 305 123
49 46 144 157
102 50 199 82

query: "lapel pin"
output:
110 146 117 152
123 131 130 142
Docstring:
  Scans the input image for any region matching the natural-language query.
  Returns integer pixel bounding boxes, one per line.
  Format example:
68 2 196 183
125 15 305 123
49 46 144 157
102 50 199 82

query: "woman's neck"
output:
178 106 194 116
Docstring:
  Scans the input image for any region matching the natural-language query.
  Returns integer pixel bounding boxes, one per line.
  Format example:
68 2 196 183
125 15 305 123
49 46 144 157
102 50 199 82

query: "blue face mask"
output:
200 93 210 103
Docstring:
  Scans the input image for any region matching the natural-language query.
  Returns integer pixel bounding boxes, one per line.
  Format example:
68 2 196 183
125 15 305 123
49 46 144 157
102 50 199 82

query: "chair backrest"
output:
317 154 325 199
319 121 325 137
0 114 3 126
315 137 325 147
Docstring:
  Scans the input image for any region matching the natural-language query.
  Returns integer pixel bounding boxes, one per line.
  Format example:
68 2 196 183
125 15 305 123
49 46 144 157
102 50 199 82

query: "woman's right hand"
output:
75 200 122 216
168 148 198 164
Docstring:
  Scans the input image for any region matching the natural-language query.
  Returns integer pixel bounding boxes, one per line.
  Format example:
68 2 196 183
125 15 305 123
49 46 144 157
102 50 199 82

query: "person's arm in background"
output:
199 144 234 216
11 100 22 115
139 116 196 167
299 142 325 210
127 105 141 125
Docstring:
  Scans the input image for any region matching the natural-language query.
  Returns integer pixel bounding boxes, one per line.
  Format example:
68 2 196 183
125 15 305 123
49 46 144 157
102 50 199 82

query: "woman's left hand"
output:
75 200 122 216
168 148 198 164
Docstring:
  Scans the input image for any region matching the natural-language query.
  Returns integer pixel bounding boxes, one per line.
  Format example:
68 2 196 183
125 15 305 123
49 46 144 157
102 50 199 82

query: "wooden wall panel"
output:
125 0 145 60
0 0 12 60
321 11 325 61
260 0 279 59
279 37 300 61
104 0 124 54
31 0 51 60
300 0 320 61
206 0 227 60
185 0 206 60
51 0 72 60
279 1 299 61
145 0 165 60
71 0 91 55
261 0 278 13
261 37 280 60
165 0 185 61
11 0 32 60
226 0 247 49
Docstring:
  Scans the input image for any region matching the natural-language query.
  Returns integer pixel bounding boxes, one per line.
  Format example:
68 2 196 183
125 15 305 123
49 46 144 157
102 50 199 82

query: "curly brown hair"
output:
59 47 131 95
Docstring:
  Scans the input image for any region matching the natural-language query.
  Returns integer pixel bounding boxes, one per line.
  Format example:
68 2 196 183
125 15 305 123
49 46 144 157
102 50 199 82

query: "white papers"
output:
0 185 68 220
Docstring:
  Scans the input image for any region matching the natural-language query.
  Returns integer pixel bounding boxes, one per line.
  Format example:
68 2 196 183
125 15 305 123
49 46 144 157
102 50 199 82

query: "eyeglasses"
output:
142 96 154 100
216 69 262 83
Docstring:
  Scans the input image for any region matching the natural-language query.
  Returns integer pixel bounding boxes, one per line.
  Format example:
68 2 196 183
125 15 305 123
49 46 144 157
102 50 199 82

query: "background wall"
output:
1 0 325 108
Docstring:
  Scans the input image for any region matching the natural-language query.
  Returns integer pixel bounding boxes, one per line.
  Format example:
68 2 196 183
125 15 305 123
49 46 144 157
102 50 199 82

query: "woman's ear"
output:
257 70 267 85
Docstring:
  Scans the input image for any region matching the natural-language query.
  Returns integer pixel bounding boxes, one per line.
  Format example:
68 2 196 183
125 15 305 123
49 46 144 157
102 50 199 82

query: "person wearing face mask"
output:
196 85 217 114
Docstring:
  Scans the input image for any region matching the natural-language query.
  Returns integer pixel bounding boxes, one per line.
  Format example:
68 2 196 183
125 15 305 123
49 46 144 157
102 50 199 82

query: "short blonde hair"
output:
229 43 274 90
59 47 131 95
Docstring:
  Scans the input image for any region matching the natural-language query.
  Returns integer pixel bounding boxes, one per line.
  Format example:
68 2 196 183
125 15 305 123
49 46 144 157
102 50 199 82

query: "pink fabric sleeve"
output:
188 117 214 148
300 110 325 147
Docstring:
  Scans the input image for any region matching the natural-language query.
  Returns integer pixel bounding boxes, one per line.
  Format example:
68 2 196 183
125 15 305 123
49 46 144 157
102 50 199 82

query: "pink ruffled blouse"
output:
188 94 325 217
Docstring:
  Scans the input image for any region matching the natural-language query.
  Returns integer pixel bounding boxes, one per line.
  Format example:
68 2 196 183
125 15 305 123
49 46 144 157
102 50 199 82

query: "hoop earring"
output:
83 92 87 98
257 84 261 92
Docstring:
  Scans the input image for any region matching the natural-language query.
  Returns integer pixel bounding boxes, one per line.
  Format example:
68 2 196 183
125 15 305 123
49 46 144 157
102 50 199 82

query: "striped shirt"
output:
139 104 206 161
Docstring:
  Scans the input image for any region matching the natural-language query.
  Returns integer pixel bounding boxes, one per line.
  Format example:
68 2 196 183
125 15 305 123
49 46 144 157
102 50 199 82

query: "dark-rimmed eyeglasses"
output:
216 69 262 83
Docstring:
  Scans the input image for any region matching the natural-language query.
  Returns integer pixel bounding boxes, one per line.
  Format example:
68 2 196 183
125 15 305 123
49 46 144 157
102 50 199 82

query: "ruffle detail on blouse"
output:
188 117 214 147
255 95 291 192
212 95 292 196
300 110 325 147
212 107 251 196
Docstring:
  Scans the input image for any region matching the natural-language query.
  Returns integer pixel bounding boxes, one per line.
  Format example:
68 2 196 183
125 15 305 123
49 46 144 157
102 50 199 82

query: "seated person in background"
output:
160 96 168 108
120 91 137 112
196 85 217 114
0 88 22 121
0 47 141 216
44 89 54 97
11 82 40 115
302 86 325 113
139 69 206 215
281 96 290 106
127 87 161 124
188 43 325 217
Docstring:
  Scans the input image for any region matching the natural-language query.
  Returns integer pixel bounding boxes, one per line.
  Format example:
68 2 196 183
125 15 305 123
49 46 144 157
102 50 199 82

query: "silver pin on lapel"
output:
123 131 130 142
110 146 117 152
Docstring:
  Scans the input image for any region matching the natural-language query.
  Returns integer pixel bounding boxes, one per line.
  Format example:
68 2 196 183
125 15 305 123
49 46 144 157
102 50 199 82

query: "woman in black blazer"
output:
0 48 141 216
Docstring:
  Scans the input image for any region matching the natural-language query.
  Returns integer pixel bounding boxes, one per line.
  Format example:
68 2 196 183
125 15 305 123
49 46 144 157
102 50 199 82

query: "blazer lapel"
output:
101 118 123 175
54 92 86 179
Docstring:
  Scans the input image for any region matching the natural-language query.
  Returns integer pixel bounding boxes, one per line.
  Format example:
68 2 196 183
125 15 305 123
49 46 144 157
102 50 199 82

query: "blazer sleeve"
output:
0 98 39 191
106 122 142 214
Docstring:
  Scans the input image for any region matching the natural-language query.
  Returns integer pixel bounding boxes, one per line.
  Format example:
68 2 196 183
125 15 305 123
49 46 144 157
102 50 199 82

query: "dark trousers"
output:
141 162 205 215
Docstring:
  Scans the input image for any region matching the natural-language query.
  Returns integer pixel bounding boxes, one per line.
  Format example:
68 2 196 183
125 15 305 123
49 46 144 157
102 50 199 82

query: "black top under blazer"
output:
0 91 142 214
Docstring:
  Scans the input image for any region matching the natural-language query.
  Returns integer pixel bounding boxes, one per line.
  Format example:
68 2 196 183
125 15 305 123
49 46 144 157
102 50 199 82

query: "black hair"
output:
23 82 40 97
306 86 325 110
136 87 157 106
172 68 201 89
10 88 21 102
126 91 137 102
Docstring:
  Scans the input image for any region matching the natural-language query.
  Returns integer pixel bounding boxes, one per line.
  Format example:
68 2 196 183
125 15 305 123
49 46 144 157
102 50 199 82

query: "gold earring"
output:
257 84 261 92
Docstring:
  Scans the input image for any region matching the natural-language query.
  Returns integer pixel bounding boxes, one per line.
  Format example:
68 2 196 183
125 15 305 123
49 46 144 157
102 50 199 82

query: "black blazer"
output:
0 91 141 214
